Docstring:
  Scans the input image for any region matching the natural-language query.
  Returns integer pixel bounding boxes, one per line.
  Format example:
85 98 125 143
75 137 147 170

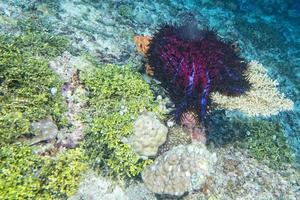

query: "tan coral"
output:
211 61 294 117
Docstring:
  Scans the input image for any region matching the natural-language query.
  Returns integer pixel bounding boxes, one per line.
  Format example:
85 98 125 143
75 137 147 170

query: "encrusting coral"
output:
211 61 294 117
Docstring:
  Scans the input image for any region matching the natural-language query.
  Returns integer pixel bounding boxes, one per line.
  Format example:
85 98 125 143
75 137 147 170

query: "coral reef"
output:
211 61 294 117
82 64 162 178
70 170 156 200
0 23 88 199
122 112 168 158
142 144 217 197
134 35 152 55
187 146 300 199
0 1 299 199
49 51 92 81
49 52 93 149
147 24 251 123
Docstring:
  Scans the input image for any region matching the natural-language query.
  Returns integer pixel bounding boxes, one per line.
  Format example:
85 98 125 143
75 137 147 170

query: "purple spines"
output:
147 24 251 123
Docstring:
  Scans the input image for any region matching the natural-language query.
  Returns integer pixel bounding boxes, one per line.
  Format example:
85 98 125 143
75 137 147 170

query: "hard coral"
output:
123 112 168 158
0 33 66 145
211 61 294 117
142 144 217 197
147 24 251 123
0 145 87 199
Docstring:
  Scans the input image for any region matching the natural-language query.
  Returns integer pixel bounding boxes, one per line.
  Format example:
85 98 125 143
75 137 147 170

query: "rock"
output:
48 53 89 149
28 118 59 154
30 118 58 143
69 171 129 200
142 144 217 197
123 112 168 158
125 183 156 200
48 51 92 82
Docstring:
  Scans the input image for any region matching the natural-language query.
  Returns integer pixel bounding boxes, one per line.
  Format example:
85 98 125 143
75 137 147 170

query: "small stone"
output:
50 87 57 95
156 95 162 100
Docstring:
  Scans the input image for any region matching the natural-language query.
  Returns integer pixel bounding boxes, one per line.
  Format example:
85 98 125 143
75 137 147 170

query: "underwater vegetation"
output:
0 33 68 145
118 4 133 19
0 145 87 199
0 23 86 199
82 64 162 178
147 24 251 123
233 119 293 170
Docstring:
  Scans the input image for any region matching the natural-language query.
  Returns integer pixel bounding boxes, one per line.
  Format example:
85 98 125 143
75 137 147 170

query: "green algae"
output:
233 119 293 170
118 4 133 19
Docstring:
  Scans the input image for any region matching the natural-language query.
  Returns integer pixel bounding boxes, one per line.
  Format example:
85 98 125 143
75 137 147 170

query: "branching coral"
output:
0 34 67 145
211 61 294 117
0 145 87 199
82 64 162 178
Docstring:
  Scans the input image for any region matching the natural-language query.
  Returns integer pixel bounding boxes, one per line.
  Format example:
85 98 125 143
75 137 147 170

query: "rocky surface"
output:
123 112 168 158
26 52 91 153
69 171 129 200
28 118 59 154
142 143 217 197
49 51 90 149
70 171 156 200
184 146 300 200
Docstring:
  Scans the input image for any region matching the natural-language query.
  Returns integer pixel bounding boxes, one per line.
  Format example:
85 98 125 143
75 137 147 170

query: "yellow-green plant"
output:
82 64 162 178
0 145 87 199
0 33 67 145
